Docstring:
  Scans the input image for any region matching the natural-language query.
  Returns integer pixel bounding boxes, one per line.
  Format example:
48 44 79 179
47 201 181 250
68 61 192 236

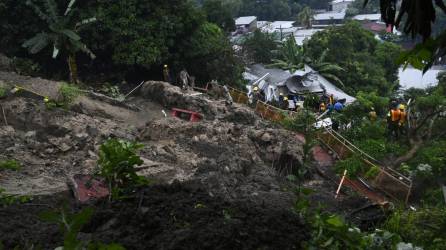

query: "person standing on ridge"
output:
163 64 171 83
369 107 377 122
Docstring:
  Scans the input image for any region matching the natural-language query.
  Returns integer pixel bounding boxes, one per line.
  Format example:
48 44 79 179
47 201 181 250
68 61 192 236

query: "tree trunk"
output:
393 138 423 167
68 54 78 84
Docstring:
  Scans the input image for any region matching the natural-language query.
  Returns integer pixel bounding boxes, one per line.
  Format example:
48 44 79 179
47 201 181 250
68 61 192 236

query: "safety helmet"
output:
279 92 283 96
44 97 49 103
371 107 375 111
399 104 405 110
284 96 289 101
253 86 259 91
164 64 168 68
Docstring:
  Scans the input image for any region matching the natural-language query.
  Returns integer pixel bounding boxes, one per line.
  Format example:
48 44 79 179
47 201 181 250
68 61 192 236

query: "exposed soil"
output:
0 72 378 249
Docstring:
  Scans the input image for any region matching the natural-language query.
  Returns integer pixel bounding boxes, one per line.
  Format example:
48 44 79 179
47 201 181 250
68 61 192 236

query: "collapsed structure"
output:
244 64 356 104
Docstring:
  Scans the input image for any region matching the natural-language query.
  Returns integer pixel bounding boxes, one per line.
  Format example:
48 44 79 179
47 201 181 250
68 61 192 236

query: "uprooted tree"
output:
393 74 446 167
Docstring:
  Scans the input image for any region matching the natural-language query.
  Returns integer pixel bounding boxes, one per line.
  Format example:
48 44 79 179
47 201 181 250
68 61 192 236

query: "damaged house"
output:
244 64 355 104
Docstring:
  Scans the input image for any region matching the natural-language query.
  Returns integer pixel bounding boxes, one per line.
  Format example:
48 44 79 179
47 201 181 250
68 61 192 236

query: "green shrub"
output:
100 83 124 100
0 188 31 207
96 139 149 200
11 57 40 76
335 154 366 178
40 206 125 249
59 83 82 108
0 159 21 171
382 207 446 250
0 86 6 98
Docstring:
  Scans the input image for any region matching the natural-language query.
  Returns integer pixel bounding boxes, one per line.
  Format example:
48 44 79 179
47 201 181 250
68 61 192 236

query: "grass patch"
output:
0 86 6 98
0 159 21 171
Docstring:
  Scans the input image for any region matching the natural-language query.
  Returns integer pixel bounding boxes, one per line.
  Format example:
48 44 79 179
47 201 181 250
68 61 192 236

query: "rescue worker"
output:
369 107 377 122
282 96 289 110
179 69 190 90
163 65 170 83
319 102 326 112
288 96 296 111
387 106 401 139
334 100 343 112
222 85 233 106
398 104 407 135
329 94 334 105
251 86 260 106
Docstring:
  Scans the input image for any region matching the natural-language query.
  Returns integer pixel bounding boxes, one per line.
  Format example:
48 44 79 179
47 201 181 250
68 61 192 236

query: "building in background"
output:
313 11 346 26
235 16 258 32
330 0 354 12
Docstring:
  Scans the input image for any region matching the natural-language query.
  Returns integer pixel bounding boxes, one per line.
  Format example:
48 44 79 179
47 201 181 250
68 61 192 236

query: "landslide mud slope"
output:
0 73 373 249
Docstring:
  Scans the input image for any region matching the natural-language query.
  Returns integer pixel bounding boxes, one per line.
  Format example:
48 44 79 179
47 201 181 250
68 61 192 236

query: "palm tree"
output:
297 6 313 29
22 0 96 83
268 37 305 72
269 37 345 87
307 49 345 87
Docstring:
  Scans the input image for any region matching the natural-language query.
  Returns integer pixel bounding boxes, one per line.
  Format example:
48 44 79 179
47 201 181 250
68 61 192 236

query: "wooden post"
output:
335 170 348 199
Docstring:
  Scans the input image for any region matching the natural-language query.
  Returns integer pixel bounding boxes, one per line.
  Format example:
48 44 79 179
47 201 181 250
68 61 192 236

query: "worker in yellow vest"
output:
399 104 407 135
369 107 377 122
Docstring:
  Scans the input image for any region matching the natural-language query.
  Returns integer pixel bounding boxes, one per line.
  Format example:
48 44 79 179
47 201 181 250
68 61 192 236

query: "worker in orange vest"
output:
398 104 407 135
387 107 401 139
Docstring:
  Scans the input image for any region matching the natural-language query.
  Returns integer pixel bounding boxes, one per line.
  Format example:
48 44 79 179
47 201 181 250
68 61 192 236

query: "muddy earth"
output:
0 72 374 249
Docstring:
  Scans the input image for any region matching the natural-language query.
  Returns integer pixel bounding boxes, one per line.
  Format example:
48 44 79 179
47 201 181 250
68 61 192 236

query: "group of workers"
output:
386 101 407 139
318 94 344 113
249 86 346 115
163 65 195 90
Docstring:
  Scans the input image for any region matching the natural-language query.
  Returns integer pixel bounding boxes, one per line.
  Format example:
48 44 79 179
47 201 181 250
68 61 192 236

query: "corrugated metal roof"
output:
314 11 346 20
331 0 354 4
353 14 381 21
235 16 257 25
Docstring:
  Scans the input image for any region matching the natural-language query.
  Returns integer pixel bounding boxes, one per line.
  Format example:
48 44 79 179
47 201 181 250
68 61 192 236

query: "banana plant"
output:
22 0 97 83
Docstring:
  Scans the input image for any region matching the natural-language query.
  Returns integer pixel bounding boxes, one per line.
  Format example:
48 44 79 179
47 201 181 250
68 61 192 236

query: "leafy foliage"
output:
304 22 400 96
202 0 235 32
242 30 278 64
297 6 313 29
40 206 125 249
0 86 5 98
59 83 82 108
295 189 403 249
382 207 446 250
96 139 148 200
23 0 97 83
269 37 345 86
0 159 21 171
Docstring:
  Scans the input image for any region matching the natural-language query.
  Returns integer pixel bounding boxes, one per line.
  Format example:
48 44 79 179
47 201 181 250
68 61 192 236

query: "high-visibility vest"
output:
399 111 406 124
369 111 377 121
391 109 400 122
320 103 326 111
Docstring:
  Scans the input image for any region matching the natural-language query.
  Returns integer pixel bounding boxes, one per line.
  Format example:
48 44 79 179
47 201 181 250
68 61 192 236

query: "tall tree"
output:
22 0 96 83
203 0 236 32
297 6 313 29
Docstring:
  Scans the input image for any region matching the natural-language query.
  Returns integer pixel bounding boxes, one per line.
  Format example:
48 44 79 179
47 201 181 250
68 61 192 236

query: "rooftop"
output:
331 0 354 4
353 13 381 21
294 29 323 45
235 16 257 26
261 21 297 34
314 11 346 21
